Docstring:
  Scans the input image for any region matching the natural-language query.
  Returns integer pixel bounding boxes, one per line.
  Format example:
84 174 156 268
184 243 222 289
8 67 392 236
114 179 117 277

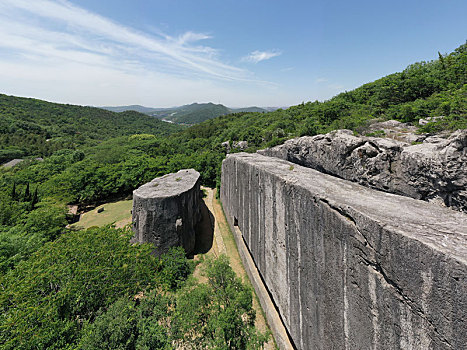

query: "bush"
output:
78 293 171 350
156 246 195 291
172 255 269 349
0 200 67 273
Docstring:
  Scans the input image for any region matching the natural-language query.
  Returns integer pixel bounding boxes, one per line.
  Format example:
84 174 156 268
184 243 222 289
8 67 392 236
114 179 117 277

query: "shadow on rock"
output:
193 200 215 255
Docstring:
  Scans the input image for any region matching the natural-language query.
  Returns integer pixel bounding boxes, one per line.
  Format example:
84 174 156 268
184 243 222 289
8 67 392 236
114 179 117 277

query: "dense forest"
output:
0 95 183 163
0 41 465 349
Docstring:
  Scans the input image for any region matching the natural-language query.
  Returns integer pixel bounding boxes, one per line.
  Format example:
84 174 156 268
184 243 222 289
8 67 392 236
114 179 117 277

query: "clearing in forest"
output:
70 200 132 229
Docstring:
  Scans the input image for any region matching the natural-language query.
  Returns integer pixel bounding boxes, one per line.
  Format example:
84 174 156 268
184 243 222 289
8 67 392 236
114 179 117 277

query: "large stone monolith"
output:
221 152 467 350
132 169 202 256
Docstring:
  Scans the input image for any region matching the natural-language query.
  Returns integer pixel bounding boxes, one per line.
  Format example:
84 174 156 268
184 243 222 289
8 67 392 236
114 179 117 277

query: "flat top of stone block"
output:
224 153 467 263
134 169 200 199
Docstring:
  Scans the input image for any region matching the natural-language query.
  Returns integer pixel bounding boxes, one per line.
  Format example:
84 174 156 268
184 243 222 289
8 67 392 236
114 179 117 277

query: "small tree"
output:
30 187 39 210
156 246 194 291
23 182 30 202
10 182 17 200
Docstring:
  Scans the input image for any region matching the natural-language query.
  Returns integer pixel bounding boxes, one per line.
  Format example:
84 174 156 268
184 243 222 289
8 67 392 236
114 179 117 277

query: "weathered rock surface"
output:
364 119 424 143
232 140 248 150
221 141 231 153
419 116 445 126
132 169 202 256
1 159 24 168
221 152 467 350
259 128 467 212
221 140 249 154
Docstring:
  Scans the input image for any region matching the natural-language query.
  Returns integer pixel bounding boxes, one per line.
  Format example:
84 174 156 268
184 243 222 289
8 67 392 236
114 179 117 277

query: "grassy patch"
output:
71 200 132 229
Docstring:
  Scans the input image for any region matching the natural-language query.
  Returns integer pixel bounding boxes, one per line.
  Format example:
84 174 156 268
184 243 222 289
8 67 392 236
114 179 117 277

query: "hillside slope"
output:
152 102 231 124
179 41 466 147
231 106 269 113
0 94 184 163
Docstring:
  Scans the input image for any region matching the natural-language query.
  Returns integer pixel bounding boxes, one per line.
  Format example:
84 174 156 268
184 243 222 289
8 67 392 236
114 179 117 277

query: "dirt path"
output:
197 187 276 349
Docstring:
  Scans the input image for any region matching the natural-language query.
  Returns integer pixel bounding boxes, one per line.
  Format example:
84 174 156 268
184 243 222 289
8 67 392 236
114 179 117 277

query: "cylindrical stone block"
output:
132 169 201 256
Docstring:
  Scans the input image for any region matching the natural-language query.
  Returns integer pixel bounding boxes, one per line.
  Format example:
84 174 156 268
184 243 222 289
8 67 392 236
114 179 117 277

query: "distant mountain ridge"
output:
101 103 272 124
101 105 169 114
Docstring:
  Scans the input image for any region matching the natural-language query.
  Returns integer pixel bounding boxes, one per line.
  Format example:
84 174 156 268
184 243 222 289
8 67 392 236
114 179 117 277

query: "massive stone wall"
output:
221 153 467 350
132 169 202 256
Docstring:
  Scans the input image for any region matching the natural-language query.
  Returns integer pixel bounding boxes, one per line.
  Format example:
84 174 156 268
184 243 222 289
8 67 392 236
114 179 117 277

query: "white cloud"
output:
242 50 282 63
315 77 328 83
0 0 292 106
176 31 212 45
0 0 256 83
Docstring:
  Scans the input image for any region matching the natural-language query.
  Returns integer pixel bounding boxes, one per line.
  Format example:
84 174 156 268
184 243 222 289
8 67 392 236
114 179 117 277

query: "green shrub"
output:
0 226 158 349
156 246 194 291
78 293 171 350
172 255 269 349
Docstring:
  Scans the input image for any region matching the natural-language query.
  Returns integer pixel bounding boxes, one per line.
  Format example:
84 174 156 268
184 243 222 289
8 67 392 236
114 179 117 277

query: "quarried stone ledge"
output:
132 169 202 256
221 152 467 350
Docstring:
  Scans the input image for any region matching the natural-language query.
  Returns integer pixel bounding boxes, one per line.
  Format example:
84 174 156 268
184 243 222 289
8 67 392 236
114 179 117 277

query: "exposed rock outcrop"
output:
221 152 467 350
221 141 231 153
259 128 467 212
221 140 249 154
232 140 249 150
363 119 424 143
132 169 202 256
419 116 445 126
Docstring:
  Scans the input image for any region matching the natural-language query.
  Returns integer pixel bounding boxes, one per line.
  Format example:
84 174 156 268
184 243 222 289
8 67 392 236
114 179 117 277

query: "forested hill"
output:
152 102 231 124
0 94 184 163
103 102 269 124
189 41 466 145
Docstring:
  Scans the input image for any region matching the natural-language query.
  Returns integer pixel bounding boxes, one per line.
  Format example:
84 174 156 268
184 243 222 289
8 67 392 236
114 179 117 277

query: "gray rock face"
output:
221 140 249 153
232 140 248 150
1 159 24 168
132 169 202 256
221 141 231 153
419 116 445 126
364 119 424 144
259 129 467 212
221 153 467 350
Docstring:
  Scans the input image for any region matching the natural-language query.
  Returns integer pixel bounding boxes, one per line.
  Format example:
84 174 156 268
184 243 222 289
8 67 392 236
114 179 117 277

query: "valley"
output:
103 102 270 125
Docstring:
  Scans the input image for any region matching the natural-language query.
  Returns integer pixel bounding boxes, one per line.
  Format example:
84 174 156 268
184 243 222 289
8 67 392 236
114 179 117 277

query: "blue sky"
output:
0 0 465 107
